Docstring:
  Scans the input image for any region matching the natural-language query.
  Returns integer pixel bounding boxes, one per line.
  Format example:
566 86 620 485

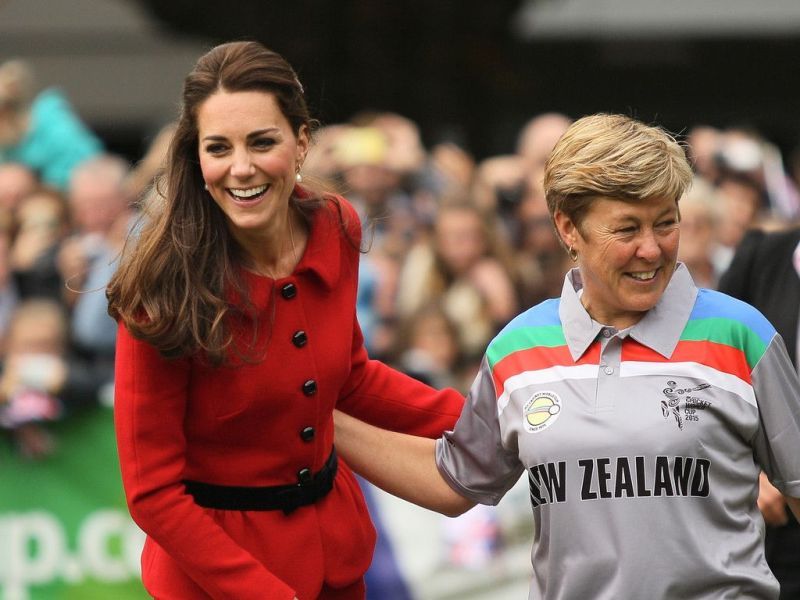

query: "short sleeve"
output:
751 334 800 497
436 356 523 505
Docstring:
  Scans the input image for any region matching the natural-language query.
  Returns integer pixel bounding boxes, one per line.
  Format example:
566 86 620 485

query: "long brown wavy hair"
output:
107 41 325 364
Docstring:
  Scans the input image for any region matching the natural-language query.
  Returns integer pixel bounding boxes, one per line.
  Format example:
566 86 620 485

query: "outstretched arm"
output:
334 410 475 517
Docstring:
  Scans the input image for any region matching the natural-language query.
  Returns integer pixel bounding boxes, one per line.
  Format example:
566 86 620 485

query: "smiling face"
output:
554 195 680 329
197 90 308 243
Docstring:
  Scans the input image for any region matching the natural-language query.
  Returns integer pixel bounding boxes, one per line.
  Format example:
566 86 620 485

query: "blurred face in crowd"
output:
555 195 680 329
471 155 526 214
6 305 66 357
15 191 67 242
197 90 308 240
517 113 571 170
686 126 722 180
518 196 560 256
337 127 398 205
0 163 37 212
677 200 715 265
715 178 761 248
0 103 28 146
12 191 66 268
408 309 459 372
435 206 487 276
69 169 127 235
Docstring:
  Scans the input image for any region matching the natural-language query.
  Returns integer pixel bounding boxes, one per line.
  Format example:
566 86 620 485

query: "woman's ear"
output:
296 124 310 166
553 210 577 250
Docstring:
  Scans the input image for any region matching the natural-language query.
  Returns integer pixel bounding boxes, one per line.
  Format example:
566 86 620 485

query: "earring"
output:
568 245 578 262
204 183 209 191
295 172 303 183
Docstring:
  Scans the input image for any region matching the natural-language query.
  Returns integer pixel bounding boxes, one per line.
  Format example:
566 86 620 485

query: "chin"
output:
625 295 661 314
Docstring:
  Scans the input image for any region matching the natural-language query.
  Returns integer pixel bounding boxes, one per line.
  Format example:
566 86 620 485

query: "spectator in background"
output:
514 190 571 307
396 201 518 367
364 112 427 183
516 112 572 173
303 124 350 186
0 298 109 459
0 226 17 341
123 121 176 201
516 112 572 201
332 121 427 359
411 140 475 231
0 162 38 223
9 186 70 300
336 123 417 249
392 302 463 392
718 224 800 600
470 154 527 237
677 177 726 289
511 113 573 307
687 124 723 183
0 59 103 191
58 154 133 368
790 143 800 196
0 298 68 459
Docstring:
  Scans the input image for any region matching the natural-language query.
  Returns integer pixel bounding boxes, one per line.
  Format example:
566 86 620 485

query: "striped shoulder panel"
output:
683 289 775 370
487 298 600 398
487 298 562 367
621 288 776 391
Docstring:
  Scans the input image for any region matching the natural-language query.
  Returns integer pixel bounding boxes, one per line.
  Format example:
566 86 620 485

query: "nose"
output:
230 150 255 179
635 228 661 261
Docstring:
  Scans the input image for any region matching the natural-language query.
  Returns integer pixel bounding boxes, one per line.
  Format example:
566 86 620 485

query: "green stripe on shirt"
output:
487 325 566 368
681 317 768 370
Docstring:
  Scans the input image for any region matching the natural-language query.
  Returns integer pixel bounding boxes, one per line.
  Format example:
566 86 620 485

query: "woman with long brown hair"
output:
107 41 462 600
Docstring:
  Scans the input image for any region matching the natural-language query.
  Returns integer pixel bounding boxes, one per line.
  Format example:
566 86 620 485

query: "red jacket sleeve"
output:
337 313 465 437
113 323 296 600
332 196 464 435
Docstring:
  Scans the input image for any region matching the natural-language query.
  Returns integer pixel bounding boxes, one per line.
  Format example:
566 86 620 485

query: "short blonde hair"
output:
544 114 693 230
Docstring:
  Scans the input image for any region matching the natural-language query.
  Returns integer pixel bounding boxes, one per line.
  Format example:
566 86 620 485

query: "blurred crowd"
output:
305 111 800 393
2 54 800 592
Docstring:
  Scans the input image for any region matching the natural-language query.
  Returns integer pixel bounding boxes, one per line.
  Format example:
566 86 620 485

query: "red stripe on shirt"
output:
621 339 751 384
492 343 601 397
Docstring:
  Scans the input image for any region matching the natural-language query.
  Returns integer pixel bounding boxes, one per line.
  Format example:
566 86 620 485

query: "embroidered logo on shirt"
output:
660 380 712 430
524 391 562 433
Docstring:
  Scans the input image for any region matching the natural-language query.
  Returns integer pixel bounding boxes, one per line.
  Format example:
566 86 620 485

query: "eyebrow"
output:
617 205 677 221
201 128 280 142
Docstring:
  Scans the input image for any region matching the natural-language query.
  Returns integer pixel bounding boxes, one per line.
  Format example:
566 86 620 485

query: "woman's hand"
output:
758 472 788 526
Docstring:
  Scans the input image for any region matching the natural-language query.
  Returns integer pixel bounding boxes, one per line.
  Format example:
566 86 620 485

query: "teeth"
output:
629 270 657 280
229 184 267 199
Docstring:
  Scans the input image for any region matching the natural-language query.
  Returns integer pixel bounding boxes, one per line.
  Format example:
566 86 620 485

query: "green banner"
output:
0 405 148 600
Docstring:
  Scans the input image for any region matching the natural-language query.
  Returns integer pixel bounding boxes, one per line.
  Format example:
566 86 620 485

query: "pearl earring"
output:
295 172 303 183
204 183 209 191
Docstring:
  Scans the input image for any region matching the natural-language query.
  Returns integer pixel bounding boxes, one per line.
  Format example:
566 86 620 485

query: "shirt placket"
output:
596 327 622 412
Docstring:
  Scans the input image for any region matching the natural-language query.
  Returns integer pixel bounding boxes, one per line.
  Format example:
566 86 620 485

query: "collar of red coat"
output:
294 194 343 291
238 190 356 297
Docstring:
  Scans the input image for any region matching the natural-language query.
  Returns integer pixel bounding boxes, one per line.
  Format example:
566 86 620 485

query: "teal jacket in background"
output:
0 88 103 190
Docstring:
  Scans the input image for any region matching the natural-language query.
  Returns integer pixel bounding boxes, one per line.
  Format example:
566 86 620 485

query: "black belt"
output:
183 448 338 515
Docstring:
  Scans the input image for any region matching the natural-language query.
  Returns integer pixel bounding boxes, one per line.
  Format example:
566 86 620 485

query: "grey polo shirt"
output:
437 264 800 599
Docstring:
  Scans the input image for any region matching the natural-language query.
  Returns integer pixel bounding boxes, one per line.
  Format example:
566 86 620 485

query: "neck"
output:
580 294 644 330
238 207 302 279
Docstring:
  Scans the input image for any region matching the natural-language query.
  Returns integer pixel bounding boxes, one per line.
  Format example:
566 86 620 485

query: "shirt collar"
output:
559 263 698 361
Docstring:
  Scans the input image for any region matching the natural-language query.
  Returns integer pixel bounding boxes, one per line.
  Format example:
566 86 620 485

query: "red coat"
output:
114 197 464 599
